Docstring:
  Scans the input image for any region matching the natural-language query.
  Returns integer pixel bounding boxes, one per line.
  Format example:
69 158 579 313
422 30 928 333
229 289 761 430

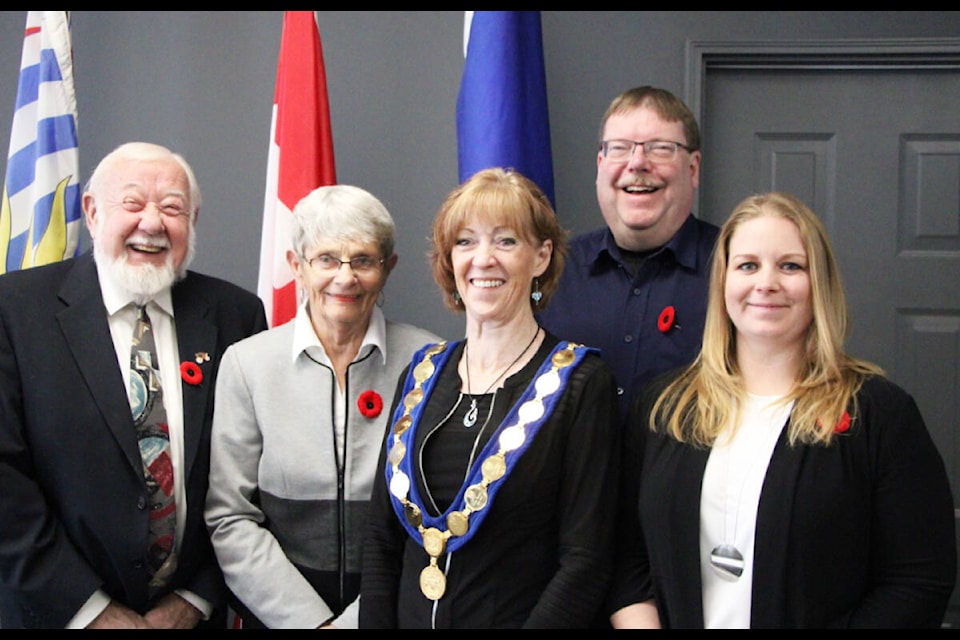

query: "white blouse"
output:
700 394 794 628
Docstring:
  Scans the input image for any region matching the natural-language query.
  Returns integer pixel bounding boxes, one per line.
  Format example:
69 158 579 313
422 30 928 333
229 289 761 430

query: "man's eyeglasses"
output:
600 139 691 163
307 254 384 275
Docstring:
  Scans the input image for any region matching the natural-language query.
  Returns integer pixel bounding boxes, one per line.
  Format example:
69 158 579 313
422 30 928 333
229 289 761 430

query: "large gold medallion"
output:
420 562 446 601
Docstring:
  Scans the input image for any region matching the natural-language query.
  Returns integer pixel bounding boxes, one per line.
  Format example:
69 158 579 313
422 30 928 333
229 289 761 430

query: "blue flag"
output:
1 11 81 274
456 11 555 207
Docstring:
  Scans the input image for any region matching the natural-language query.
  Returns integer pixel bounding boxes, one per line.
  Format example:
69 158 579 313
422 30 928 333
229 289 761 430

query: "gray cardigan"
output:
205 307 440 628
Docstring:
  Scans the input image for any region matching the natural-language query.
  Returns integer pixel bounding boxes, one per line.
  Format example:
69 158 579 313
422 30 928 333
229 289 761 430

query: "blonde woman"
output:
608 191 956 628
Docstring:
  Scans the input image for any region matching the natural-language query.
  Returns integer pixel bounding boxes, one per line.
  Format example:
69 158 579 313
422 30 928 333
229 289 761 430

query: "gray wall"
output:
2 11 959 341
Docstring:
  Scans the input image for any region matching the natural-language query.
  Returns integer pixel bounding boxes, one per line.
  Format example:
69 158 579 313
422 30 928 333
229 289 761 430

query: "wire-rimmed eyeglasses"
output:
600 139 691 163
307 254 384 275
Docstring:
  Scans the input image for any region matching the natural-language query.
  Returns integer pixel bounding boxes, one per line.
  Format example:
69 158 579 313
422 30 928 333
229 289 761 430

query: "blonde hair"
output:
651 192 883 447
430 168 567 312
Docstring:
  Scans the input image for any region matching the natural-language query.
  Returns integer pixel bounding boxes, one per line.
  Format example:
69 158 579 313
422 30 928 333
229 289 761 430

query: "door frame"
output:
683 37 960 217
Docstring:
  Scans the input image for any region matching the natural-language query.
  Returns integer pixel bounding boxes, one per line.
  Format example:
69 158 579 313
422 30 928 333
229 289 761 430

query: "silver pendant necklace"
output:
710 442 747 578
463 399 480 428
708 397 791 580
463 326 540 427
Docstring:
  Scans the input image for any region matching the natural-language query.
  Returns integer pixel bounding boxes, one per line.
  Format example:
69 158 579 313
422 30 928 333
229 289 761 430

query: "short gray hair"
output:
291 185 395 259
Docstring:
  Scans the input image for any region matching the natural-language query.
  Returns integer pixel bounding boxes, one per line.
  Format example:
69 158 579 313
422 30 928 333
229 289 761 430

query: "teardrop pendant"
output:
463 398 478 427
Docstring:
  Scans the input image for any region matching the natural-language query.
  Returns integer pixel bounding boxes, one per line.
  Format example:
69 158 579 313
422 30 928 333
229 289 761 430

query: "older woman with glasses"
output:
204 185 440 628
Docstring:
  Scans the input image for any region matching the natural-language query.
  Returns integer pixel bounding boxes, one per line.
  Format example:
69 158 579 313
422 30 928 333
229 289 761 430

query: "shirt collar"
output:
291 300 387 365
593 213 702 272
661 214 704 271
97 263 174 317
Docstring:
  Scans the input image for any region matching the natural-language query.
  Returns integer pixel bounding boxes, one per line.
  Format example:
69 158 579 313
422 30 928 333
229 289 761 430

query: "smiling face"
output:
290 238 395 336
451 218 551 327
724 213 813 351
85 154 196 300
596 105 701 251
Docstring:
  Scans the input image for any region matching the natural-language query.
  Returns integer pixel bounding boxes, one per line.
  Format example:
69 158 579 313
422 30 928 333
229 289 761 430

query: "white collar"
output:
290 300 387 366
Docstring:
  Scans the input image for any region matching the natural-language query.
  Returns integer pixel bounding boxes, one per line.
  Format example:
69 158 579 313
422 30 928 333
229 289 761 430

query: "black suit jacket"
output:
0 252 267 628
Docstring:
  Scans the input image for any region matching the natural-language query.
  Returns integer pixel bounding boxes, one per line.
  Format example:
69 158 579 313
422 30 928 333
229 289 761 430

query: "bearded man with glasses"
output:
537 86 720 426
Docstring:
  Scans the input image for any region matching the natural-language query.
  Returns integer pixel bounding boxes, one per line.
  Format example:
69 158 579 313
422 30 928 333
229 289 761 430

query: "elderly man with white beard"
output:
0 142 266 629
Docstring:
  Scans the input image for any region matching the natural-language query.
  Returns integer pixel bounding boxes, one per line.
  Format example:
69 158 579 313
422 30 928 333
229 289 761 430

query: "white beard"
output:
93 228 196 307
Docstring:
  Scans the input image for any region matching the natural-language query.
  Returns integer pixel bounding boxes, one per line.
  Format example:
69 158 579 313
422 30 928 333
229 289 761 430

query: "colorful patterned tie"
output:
130 305 177 594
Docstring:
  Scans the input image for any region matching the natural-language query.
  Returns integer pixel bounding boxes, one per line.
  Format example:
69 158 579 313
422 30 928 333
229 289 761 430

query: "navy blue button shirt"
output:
537 213 719 419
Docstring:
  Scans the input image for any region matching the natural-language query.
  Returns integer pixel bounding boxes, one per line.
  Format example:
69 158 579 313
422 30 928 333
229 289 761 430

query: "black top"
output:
360 332 620 628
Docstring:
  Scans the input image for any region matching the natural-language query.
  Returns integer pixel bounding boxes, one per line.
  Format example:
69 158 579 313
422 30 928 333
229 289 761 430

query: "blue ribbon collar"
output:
385 339 590 562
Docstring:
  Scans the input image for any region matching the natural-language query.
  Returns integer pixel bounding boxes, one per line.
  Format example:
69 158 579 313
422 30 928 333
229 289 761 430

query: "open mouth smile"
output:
471 279 504 288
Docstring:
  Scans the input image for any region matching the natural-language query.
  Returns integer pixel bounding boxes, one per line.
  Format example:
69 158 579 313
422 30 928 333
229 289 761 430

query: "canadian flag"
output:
257 11 336 328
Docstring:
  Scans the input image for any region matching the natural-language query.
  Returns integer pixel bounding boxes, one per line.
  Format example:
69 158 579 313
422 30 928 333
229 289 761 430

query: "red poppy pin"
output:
658 305 679 333
358 390 383 419
833 411 851 434
180 361 203 386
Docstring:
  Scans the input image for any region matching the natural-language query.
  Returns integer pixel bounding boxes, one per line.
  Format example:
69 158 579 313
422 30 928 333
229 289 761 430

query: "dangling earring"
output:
377 289 385 308
452 291 461 306
297 287 306 305
531 278 542 305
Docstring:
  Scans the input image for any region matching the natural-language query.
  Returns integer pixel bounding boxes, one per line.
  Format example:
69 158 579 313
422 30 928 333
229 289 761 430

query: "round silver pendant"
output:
709 544 744 578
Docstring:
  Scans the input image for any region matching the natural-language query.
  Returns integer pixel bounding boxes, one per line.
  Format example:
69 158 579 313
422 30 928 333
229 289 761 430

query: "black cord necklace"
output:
462 325 540 428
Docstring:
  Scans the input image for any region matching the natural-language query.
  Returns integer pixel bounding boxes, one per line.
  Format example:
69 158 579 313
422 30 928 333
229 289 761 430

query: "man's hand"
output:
143 593 204 629
86 595 202 629
86 601 152 629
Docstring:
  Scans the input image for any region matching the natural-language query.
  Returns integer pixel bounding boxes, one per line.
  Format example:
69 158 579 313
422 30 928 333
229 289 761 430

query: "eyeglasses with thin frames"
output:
306 254 384 276
600 139 691 163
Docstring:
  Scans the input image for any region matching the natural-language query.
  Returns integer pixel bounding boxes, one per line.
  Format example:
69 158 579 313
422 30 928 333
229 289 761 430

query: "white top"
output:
700 394 794 629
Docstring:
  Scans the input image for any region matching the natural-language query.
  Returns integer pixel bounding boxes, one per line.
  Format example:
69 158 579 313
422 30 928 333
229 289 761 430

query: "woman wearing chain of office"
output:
359 168 620 628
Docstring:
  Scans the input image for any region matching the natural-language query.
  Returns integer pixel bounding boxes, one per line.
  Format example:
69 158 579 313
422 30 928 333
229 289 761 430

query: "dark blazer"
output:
609 373 956 629
0 252 267 628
